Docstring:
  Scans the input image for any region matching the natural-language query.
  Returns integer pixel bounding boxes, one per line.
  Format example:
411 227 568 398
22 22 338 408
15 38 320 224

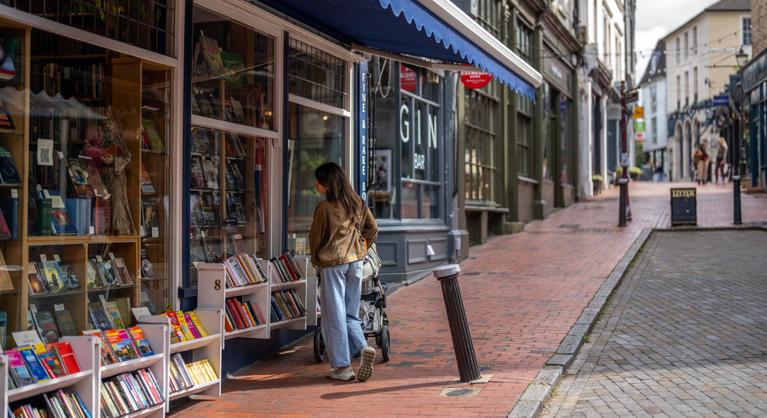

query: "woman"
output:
693 143 708 185
309 162 379 382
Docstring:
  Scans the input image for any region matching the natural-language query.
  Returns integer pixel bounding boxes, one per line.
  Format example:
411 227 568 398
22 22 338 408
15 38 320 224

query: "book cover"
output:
35 310 60 343
139 163 155 194
87 304 113 330
190 156 206 189
105 329 138 362
18 345 51 382
191 127 213 154
225 133 246 157
67 158 93 197
164 311 186 343
182 312 202 338
187 311 209 337
53 307 78 337
127 326 155 357
110 256 133 286
0 96 14 130
199 32 224 75
82 329 116 365
52 341 81 374
175 310 197 340
226 194 247 225
141 201 160 238
35 195 53 235
0 195 19 240
36 350 62 378
0 145 19 184
142 119 164 151
202 157 220 189
82 157 110 199
103 300 126 329
64 197 92 236
6 349 35 387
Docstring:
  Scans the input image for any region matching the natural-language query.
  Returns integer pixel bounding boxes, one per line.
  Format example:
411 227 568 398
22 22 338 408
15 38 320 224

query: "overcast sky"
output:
635 0 721 78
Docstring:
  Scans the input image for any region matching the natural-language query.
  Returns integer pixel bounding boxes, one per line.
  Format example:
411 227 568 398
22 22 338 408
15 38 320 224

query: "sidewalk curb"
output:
506 228 653 418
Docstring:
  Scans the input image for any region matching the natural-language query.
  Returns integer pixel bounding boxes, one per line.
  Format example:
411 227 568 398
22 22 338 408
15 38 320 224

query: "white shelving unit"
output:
268 256 309 332
96 323 169 418
2 336 99 415
296 255 320 327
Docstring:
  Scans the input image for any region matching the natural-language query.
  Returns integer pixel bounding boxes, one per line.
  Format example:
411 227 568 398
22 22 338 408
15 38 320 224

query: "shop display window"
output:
188 126 269 279
0 22 173 346
191 7 274 131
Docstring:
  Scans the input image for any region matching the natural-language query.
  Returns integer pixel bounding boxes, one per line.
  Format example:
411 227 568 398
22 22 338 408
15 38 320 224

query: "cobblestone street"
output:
542 229 767 417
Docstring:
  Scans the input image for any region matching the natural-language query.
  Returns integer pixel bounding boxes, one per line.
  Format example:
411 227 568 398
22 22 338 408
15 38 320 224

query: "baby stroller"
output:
313 248 391 363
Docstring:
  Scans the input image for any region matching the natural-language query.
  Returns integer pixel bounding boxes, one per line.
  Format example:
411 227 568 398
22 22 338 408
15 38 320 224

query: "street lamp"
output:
735 48 749 68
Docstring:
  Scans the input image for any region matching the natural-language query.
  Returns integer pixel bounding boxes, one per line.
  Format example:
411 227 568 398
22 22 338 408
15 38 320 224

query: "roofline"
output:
661 6 749 42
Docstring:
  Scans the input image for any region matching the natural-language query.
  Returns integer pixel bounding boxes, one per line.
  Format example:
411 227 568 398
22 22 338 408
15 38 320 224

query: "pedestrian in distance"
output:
309 162 379 382
715 136 728 184
693 142 709 185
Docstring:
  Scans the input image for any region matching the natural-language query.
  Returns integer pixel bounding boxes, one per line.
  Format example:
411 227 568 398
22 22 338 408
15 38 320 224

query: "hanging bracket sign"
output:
460 71 492 90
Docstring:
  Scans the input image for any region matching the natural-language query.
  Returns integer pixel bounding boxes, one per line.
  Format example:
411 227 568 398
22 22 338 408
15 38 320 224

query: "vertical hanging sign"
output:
358 61 368 202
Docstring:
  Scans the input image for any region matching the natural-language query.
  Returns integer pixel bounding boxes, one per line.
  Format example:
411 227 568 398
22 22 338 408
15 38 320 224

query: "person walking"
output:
693 142 709 185
715 136 728 183
309 162 379 382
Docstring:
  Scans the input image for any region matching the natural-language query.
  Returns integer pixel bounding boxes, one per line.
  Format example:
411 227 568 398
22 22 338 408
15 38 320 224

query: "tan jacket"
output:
309 197 378 268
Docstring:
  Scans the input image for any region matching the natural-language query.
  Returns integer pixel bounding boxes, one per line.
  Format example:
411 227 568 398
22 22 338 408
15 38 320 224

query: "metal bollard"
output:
433 264 480 383
733 175 742 225
618 178 628 227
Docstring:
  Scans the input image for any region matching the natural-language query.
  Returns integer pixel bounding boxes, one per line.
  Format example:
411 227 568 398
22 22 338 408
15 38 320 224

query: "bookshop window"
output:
5 0 176 56
368 58 397 220
288 38 349 109
192 7 275 131
0 25 174 346
287 104 346 254
189 126 269 278
559 98 571 184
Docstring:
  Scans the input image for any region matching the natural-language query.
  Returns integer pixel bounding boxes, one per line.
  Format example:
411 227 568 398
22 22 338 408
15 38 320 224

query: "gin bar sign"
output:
460 71 492 90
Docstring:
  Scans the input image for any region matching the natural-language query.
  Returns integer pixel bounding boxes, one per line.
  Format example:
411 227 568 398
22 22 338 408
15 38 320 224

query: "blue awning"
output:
265 0 541 100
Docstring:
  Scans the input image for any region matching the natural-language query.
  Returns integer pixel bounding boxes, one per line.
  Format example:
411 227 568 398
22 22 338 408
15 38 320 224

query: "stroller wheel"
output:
313 327 325 363
380 325 391 363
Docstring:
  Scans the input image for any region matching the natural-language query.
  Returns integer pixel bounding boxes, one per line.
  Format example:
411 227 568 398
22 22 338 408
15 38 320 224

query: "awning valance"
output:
264 0 542 100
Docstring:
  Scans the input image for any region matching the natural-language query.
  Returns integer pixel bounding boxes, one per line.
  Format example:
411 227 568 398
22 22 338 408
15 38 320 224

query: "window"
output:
651 116 658 144
287 38 349 252
684 71 689 106
516 21 533 63
692 26 698 55
650 85 657 113
693 67 698 103
684 32 688 59
517 96 533 177
743 17 752 46
476 0 502 38
616 37 622 79
676 75 681 110
676 38 680 64
465 88 498 203
603 17 610 63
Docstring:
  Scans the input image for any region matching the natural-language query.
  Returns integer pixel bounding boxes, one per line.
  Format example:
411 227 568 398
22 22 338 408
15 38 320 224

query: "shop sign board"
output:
359 62 368 201
632 106 644 119
400 64 417 92
670 187 697 225
460 71 492 90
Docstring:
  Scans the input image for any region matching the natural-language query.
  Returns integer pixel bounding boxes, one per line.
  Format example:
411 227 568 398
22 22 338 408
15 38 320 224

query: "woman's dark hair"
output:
315 162 360 217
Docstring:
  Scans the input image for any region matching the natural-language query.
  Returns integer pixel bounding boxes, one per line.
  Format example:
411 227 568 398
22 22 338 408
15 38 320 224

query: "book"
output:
0 96 14 130
36 350 61 378
190 156 206 189
6 349 35 387
224 97 245 124
109 255 134 286
225 133 246 157
221 50 245 85
28 263 48 295
18 345 51 382
40 260 65 293
35 194 53 235
175 310 197 340
226 193 247 224
48 190 78 235
65 197 92 236
105 329 138 362
202 157 220 189
182 312 203 338
88 303 113 330
141 201 160 238
199 31 225 75
164 311 186 343
35 310 61 343
52 341 82 374
0 145 19 183
139 163 155 194
142 119 164 151
82 329 117 365
191 127 213 154
82 156 110 199
187 311 209 337
67 158 93 197
1 194 19 239
101 296 126 329
128 326 155 357
93 196 111 235
54 306 78 337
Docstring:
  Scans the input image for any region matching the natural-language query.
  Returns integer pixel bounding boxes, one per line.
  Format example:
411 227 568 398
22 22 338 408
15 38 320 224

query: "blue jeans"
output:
320 261 367 368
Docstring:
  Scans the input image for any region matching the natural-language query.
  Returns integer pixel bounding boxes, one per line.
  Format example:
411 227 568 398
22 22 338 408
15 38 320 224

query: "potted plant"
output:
629 166 642 180
592 174 604 195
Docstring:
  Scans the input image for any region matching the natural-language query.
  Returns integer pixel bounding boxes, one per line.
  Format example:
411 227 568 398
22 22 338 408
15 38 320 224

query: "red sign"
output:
460 71 492 89
400 64 417 92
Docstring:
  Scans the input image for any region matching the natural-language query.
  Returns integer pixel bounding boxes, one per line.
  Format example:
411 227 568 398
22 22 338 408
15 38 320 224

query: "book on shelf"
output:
0 144 20 183
98 295 128 329
269 252 304 283
0 204 10 239
53 340 82 374
6 348 36 387
190 156 207 189
13 389 92 418
92 196 111 235
109 253 134 286
18 345 51 382
226 193 247 225
141 201 160 238
101 368 164 418
34 310 61 344
82 329 118 365
224 97 245 124
104 328 139 362
127 326 155 357
82 156 111 199
163 310 209 344
53 306 78 338
39 259 66 293
202 157 220 189
198 31 225 75
191 127 214 154
0 95 14 130
0 248 12 291
87 303 113 331
46 190 78 235
221 50 245 85
168 354 217 393
66 158 93 198
270 289 306 322
64 197 92 236
141 118 164 152
225 133 246 157
0 310 6 349
1 193 19 240
139 162 155 194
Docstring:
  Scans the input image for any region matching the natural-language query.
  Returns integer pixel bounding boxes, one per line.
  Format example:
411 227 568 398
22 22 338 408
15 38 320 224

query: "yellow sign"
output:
671 188 696 198
632 106 644 119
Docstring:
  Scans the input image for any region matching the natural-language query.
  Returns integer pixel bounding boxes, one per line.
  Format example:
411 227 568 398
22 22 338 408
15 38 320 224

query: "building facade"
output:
639 41 669 178
664 0 751 181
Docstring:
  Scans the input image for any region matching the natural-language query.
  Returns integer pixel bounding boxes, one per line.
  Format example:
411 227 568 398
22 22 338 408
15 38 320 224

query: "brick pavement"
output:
541 230 767 418
170 182 767 418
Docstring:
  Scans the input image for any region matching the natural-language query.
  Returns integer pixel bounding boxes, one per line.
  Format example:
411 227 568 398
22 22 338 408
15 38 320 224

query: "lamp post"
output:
730 80 744 225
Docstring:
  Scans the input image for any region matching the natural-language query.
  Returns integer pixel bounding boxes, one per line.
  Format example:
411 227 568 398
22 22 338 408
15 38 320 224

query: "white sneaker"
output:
357 346 376 382
329 366 356 381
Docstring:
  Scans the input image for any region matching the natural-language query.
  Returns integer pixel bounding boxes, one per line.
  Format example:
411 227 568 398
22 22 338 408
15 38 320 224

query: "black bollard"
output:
733 175 742 225
433 264 480 383
618 178 628 227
